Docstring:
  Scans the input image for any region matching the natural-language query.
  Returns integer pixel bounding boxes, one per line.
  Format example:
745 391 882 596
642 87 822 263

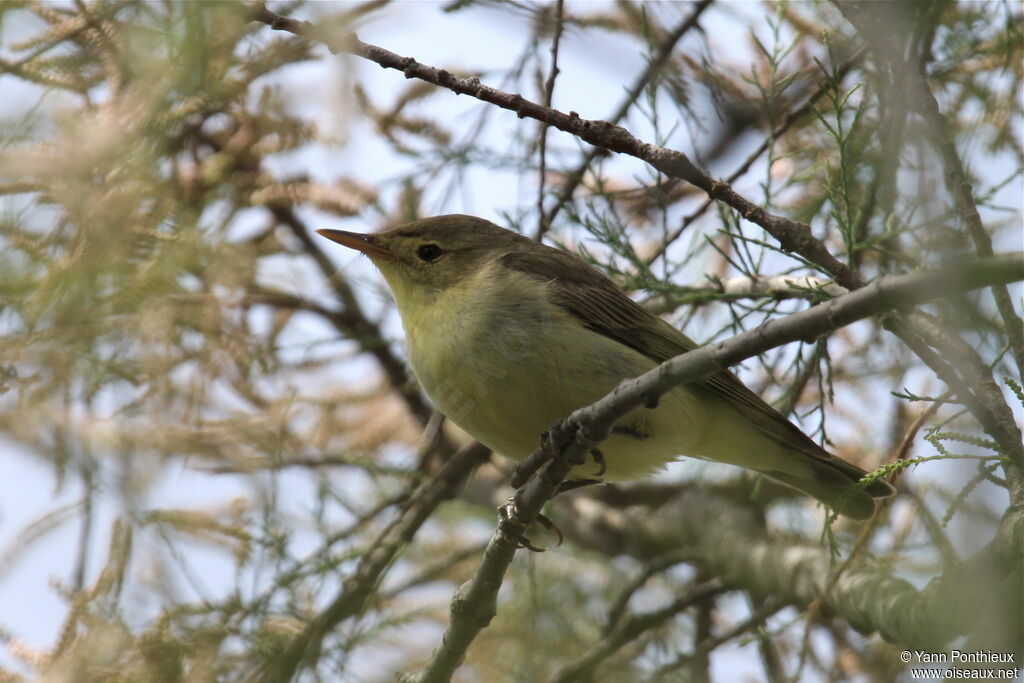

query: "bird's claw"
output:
497 497 563 552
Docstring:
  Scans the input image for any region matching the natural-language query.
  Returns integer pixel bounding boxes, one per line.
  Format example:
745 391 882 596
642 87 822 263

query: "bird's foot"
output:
510 421 570 488
497 497 563 552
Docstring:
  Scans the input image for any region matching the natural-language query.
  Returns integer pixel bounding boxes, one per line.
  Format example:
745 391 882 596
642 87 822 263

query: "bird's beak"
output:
315 229 393 259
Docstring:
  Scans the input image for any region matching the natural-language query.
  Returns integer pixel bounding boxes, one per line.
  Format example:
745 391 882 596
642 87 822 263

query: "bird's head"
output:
317 214 531 300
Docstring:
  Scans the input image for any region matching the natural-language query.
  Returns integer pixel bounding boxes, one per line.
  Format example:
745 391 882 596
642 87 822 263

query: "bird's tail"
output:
692 392 896 519
759 454 894 520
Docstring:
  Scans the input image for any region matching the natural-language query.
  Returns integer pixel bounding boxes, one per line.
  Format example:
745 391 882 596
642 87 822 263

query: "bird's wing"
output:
499 248 884 490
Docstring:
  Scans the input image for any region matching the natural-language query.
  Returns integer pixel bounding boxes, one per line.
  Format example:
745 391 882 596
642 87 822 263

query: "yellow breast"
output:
387 260 707 480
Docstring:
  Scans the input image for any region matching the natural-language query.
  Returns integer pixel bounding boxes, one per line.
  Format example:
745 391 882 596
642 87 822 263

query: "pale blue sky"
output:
1 2 1020 680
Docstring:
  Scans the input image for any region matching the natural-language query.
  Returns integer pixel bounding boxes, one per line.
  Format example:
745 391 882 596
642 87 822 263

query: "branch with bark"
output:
553 486 1021 653
258 441 491 683
538 0 714 238
242 6 1024 679
250 2 1023 485
7 3 1021 682
833 0 1024 375
249 3 858 287
407 254 1023 681
643 274 849 315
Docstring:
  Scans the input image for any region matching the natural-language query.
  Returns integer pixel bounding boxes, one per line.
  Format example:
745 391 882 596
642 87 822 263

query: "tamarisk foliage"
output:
0 2 1020 681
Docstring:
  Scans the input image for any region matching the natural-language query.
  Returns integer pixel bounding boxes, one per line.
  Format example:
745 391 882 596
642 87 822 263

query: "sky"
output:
1 1 1020 680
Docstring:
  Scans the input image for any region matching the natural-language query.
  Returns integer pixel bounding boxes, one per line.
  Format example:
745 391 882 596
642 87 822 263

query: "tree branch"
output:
548 579 727 683
513 253 1024 487
412 254 1022 680
248 2 861 289
257 441 491 683
558 486 1020 654
643 274 849 315
833 0 1024 376
249 6 1021 474
535 0 564 238
538 0 714 237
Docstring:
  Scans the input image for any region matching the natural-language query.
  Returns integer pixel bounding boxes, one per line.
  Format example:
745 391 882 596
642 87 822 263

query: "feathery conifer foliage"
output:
0 2 1021 681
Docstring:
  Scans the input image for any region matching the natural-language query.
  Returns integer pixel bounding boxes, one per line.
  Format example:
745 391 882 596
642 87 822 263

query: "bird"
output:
317 214 895 519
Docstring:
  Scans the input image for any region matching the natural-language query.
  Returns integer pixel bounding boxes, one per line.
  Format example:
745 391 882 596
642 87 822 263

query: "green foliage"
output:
0 1 1020 681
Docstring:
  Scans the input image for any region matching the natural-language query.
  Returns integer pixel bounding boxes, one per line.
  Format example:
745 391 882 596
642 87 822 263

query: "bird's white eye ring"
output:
417 244 443 262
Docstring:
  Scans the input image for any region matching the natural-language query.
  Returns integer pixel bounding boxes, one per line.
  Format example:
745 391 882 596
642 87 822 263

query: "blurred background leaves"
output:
0 1 1021 681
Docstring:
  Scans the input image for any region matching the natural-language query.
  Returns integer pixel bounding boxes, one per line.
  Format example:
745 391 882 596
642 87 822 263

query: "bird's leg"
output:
499 478 601 551
497 497 560 551
503 424 606 550
510 419 575 488
531 508 564 547
505 477 601 550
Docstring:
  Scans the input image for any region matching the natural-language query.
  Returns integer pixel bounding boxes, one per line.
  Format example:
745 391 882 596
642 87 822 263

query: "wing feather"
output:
499 248 890 496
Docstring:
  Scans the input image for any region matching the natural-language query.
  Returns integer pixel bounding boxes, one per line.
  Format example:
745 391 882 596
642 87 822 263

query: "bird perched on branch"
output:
318 215 895 519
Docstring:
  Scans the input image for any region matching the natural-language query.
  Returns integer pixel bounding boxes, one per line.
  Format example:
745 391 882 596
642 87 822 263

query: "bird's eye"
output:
417 244 443 262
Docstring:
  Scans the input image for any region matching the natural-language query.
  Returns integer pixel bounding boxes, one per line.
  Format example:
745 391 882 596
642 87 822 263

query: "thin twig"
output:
547 579 726 683
408 254 1021 682
380 542 489 600
645 601 783 682
250 5 1023 472
536 0 564 238
795 390 955 671
198 455 426 478
603 548 696 636
257 441 490 683
644 49 864 266
538 0 715 238
72 462 95 593
834 0 1024 376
